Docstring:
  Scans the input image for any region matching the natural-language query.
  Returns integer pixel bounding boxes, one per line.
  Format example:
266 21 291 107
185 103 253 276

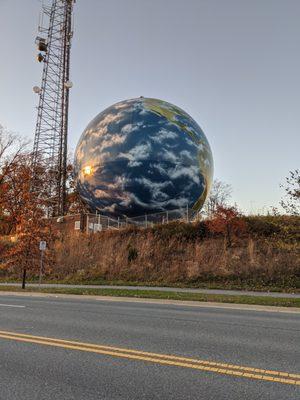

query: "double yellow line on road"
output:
0 330 299 386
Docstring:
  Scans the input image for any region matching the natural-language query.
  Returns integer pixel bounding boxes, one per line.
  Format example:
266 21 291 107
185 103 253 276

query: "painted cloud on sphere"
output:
74 97 214 217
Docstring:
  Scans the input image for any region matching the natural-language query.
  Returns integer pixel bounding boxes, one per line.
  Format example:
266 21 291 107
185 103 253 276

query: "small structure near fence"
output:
51 206 199 234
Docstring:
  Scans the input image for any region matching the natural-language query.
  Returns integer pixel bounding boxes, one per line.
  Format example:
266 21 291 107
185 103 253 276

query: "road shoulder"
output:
0 290 300 314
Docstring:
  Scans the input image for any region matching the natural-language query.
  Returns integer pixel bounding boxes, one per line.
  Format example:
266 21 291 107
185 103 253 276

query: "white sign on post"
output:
39 241 47 251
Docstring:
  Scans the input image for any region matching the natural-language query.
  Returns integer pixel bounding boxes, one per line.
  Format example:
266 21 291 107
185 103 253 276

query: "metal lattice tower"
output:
32 0 75 216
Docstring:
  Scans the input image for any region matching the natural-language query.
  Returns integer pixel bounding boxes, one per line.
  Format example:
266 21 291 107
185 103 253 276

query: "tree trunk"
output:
22 267 26 289
226 224 232 248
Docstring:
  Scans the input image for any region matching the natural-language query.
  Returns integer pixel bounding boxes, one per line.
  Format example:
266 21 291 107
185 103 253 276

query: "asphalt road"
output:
0 282 299 298
0 294 299 400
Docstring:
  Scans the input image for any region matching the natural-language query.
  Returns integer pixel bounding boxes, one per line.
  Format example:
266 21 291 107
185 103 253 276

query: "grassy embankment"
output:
1 215 299 292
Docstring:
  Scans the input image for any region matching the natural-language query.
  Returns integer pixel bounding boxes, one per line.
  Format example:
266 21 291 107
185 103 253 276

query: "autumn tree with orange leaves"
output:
1 152 57 287
205 205 246 247
0 126 29 234
0 127 57 286
0 126 84 287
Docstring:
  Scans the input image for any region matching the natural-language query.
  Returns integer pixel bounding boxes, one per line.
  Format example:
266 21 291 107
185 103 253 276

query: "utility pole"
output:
32 0 76 217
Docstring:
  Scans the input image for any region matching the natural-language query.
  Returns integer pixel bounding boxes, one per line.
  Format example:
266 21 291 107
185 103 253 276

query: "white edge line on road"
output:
0 291 299 314
0 304 25 308
93 296 300 314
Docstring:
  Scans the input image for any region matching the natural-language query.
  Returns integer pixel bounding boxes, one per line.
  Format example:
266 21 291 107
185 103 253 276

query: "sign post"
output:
39 241 47 287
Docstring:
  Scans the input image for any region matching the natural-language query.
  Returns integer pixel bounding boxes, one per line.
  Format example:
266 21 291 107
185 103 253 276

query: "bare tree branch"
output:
0 124 30 187
280 169 300 215
202 179 232 216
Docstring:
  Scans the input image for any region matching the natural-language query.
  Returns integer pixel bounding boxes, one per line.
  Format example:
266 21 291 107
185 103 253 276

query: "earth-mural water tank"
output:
74 97 213 218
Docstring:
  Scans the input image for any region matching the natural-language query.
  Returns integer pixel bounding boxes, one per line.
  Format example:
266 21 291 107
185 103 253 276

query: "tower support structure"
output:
32 0 75 216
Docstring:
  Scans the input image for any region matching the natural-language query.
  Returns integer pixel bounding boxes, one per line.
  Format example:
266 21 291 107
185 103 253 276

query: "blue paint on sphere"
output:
74 97 213 217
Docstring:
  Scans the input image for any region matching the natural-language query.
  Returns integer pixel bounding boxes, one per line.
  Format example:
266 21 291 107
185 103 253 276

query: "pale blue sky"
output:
0 0 299 213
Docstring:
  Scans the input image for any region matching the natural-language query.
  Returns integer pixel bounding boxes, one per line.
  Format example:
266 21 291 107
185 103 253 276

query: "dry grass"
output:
1 217 300 290
49 219 300 289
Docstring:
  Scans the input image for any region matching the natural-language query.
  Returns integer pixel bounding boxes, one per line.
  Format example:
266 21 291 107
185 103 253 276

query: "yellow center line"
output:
0 330 299 386
0 330 298 379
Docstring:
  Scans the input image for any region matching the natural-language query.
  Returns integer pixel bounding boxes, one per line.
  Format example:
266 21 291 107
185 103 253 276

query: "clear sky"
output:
0 0 299 213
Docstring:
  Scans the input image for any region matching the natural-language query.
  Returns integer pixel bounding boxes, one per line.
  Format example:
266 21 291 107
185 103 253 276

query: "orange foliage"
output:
1 154 57 285
205 205 246 247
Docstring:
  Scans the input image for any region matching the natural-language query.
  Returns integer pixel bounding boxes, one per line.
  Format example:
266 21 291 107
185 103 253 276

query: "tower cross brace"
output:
32 0 75 216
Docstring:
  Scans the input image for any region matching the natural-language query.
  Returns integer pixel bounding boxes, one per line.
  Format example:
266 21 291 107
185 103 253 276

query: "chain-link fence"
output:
85 207 199 233
50 207 199 233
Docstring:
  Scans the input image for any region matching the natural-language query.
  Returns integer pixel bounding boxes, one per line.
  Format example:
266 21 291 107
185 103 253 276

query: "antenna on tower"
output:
32 0 75 217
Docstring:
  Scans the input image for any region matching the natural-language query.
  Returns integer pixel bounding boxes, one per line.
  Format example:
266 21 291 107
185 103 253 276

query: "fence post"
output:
118 217 120 229
80 212 85 232
145 214 147 228
166 211 169 224
86 214 89 233
186 204 189 223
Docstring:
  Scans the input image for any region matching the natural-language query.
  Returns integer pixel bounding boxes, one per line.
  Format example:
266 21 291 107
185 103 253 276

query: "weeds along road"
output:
0 282 299 298
0 294 299 400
